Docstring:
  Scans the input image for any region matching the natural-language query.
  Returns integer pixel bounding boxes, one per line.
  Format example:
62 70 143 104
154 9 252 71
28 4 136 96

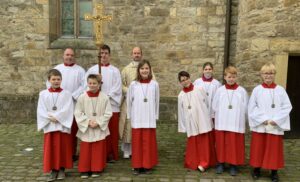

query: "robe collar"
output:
87 90 100 97
101 63 110 67
139 79 151 83
225 83 238 90
201 74 213 82
64 63 75 67
183 83 194 93
48 87 63 92
262 82 277 89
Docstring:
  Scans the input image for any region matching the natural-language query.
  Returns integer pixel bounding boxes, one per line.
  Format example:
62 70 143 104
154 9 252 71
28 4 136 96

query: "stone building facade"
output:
0 0 299 123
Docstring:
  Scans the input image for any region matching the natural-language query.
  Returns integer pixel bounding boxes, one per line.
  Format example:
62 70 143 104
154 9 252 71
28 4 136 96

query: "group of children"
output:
178 62 292 182
37 60 159 181
37 60 291 182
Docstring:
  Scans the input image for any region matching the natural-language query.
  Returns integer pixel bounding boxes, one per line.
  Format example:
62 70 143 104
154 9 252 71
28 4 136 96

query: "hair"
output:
132 47 143 55
224 66 237 76
202 62 214 70
87 74 102 83
99 44 111 54
47 69 62 80
136 60 153 81
260 62 276 74
178 71 190 81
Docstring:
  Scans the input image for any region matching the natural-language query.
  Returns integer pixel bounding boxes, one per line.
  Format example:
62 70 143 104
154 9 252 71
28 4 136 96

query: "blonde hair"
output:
224 66 237 76
260 62 276 74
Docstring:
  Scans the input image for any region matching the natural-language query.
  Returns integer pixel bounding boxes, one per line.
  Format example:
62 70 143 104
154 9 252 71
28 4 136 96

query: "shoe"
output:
107 159 116 163
72 155 78 162
56 169 65 180
124 153 130 159
47 170 58 182
91 172 101 178
216 163 224 174
229 165 238 176
81 172 89 179
143 168 152 174
132 168 140 175
251 168 261 180
198 165 205 172
271 173 279 182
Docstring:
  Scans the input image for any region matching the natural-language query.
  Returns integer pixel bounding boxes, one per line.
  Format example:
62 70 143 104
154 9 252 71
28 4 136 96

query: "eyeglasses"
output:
262 72 275 75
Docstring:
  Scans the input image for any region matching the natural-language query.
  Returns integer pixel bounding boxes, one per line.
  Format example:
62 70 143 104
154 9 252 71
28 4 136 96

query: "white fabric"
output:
46 64 86 101
37 89 74 134
248 85 292 135
74 92 112 142
212 85 248 133
85 65 122 112
194 78 221 119
127 80 159 128
178 86 213 137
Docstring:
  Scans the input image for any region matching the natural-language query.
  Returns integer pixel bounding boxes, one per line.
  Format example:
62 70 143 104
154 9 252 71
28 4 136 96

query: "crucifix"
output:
84 3 112 74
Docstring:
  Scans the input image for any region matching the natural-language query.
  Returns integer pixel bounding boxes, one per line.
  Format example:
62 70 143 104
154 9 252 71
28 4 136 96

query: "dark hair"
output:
47 69 62 80
178 71 190 81
202 62 214 70
100 44 111 54
87 74 101 83
136 60 153 81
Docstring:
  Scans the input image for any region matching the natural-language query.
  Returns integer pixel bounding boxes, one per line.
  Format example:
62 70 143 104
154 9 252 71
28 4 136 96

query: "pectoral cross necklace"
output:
269 89 275 108
91 97 98 116
187 92 192 109
140 83 149 102
51 92 60 111
226 89 234 109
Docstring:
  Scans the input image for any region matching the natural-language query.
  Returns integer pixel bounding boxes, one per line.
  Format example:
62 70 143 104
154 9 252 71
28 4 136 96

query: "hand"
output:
263 120 269 125
89 120 98 128
49 115 58 123
268 120 277 126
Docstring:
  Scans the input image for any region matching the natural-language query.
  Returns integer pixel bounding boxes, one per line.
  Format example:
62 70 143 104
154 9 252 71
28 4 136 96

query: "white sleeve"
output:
37 92 50 131
74 94 89 133
72 68 86 101
272 89 292 130
126 84 133 119
108 69 122 106
212 88 220 112
248 88 269 127
95 97 113 131
155 82 160 120
178 96 186 133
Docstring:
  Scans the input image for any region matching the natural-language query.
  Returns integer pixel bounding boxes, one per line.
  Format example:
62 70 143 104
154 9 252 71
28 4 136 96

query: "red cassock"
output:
250 132 284 170
43 131 73 173
71 117 78 156
215 130 245 165
106 112 120 161
185 131 217 170
131 128 158 169
78 140 107 172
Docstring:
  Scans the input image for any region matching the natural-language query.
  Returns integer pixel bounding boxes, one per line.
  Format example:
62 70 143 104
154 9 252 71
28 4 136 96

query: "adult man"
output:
85 44 122 162
119 47 156 158
48 48 86 162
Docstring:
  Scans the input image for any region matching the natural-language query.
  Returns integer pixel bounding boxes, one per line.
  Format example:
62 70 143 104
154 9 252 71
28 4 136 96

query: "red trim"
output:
202 75 213 82
183 83 194 93
48 87 63 92
101 63 110 67
139 79 151 83
225 83 239 90
262 82 277 89
87 90 100 97
64 63 75 67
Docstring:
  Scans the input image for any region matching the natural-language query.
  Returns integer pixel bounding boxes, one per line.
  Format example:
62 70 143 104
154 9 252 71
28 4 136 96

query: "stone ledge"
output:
49 38 98 50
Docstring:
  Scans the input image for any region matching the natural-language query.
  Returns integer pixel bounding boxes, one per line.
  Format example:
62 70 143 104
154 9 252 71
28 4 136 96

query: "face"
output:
203 65 213 79
88 78 100 92
131 47 142 62
49 75 62 89
139 63 150 79
63 48 75 65
261 71 275 84
224 73 237 85
179 76 191 88
99 49 110 64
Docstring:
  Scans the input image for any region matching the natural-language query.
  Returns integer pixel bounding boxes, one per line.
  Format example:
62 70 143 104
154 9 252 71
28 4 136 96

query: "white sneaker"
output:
123 153 130 159
198 165 205 172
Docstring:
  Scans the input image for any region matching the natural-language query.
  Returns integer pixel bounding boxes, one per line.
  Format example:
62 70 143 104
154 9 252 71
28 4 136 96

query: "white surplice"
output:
212 85 248 133
248 85 292 135
85 65 122 112
127 80 159 129
178 86 212 137
37 89 74 133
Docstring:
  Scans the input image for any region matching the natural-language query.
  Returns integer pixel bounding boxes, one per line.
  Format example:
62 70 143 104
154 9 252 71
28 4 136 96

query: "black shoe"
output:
251 168 261 180
271 173 279 182
72 155 78 162
143 168 152 174
216 163 224 174
132 168 140 175
229 165 238 176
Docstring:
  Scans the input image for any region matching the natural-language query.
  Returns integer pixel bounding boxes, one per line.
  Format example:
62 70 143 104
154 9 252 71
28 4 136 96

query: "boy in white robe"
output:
248 62 292 182
75 74 112 179
85 44 122 162
178 71 216 172
212 66 248 176
37 69 74 181
127 60 159 175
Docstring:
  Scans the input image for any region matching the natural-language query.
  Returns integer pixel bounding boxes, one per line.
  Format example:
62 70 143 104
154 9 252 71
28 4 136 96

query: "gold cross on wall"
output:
84 4 112 46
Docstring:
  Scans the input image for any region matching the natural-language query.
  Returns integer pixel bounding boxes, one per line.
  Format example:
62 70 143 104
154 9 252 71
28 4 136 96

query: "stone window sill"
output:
49 38 98 50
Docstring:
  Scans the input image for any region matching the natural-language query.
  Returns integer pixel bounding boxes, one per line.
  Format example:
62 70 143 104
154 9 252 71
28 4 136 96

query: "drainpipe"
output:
223 0 232 76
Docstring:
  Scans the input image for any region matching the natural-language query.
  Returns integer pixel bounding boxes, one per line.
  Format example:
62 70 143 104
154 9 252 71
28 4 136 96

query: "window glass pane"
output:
79 1 93 37
61 0 74 36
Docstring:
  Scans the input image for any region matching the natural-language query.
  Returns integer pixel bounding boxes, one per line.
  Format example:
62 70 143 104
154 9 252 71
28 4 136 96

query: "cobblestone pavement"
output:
0 123 299 182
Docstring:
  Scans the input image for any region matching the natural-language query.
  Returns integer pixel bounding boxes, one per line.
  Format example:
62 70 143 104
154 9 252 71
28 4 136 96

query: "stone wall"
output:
234 0 300 91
